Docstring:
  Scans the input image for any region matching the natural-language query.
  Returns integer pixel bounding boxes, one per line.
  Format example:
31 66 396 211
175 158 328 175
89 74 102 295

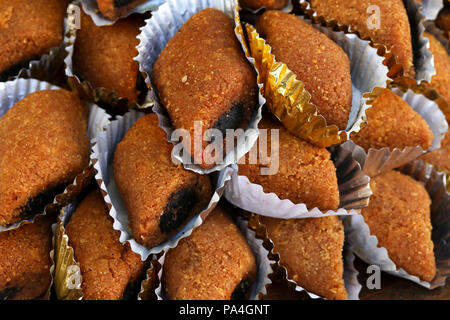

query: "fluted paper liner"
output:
153 214 273 300
224 140 371 219
91 109 233 260
344 147 450 288
135 0 265 174
64 2 153 114
297 0 436 84
0 78 111 233
351 84 448 178
420 0 445 20
80 0 164 26
238 12 389 148
425 20 450 53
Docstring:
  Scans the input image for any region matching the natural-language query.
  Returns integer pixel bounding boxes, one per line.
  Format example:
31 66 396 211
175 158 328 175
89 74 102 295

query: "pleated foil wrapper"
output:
64 2 154 114
0 78 111 233
223 140 371 219
344 156 450 289
297 0 436 84
350 84 448 178
420 0 445 21
80 0 164 26
153 214 273 300
237 10 389 148
91 109 234 260
135 0 265 174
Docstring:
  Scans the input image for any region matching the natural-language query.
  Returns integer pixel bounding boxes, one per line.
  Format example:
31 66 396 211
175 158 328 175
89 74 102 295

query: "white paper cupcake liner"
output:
153 215 273 300
80 0 165 26
135 0 265 174
91 109 234 260
352 86 448 178
223 140 371 219
344 158 450 289
420 0 445 21
0 78 111 233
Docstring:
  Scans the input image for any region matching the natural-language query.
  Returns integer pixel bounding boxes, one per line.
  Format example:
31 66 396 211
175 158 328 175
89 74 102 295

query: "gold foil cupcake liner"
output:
0 78 110 233
152 211 274 300
344 158 450 289
64 2 153 116
297 0 436 84
236 9 389 148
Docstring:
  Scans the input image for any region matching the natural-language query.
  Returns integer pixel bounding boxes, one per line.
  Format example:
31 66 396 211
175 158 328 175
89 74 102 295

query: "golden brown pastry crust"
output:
239 0 287 10
0 90 89 227
425 32 450 104
97 0 147 20
162 206 256 300
66 189 146 300
351 88 433 151
261 215 347 300
361 170 436 282
421 131 450 171
255 10 352 130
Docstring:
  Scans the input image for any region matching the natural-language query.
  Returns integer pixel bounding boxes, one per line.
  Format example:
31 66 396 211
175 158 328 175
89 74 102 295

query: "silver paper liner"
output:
425 20 450 53
344 157 450 289
153 216 273 300
352 86 448 178
80 0 164 26
420 0 445 21
135 0 265 174
0 78 111 233
91 109 234 260
223 140 371 219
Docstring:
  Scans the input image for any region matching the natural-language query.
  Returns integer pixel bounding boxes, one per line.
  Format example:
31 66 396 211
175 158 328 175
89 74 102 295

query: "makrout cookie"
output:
0 0 68 79
309 0 415 78
238 115 340 211
361 170 436 282
421 132 450 172
153 8 258 168
113 113 213 248
96 0 146 20
436 6 450 35
351 88 433 151
0 215 53 300
255 10 352 130
239 0 287 10
424 32 450 103
73 10 146 103
66 189 146 300
162 205 257 300
0 90 89 227
260 215 347 300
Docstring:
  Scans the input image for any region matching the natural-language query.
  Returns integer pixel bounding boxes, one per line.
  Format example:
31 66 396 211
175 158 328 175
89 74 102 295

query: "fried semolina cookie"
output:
310 0 416 78
351 88 433 151
0 215 53 300
239 0 288 10
361 170 436 282
0 0 68 76
66 189 146 300
162 206 256 300
113 114 213 248
424 32 450 103
0 90 89 227
97 0 147 20
260 215 347 300
153 8 258 169
255 10 352 130
238 114 340 211
436 6 450 35
421 131 450 171
73 11 146 103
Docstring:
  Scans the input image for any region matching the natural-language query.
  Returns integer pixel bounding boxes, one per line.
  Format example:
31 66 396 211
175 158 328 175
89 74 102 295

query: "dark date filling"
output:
159 188 197 234
114 0 134 7
212 102 245 141
0 286 20 300
121 281 140 300
17 184 66 221
230 279 252 300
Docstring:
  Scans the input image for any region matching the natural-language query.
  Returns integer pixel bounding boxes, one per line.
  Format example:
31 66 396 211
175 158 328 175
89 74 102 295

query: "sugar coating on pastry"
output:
425 32 450 104
261 215 347 300
113 114 213 248
0 0 68 76
421 131 450 171
74 11 145 103
239 0 288 10
97 0 146 20
361 170 436 282
351 88 433 151
0 90 89 227
238 115 340 211
255 10 352 130
0 215 53 300
310 0 415 78
162 206 256 300
153 8 258 168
